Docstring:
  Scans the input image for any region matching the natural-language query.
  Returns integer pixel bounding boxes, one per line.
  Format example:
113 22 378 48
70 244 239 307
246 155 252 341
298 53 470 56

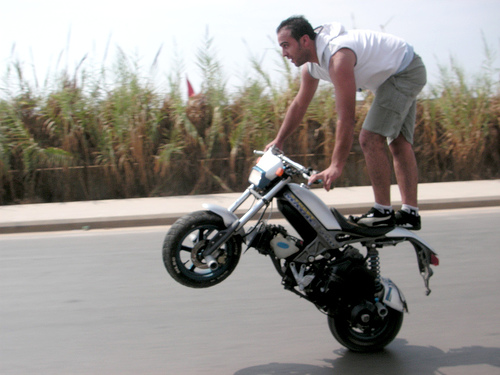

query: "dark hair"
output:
276 16 316 41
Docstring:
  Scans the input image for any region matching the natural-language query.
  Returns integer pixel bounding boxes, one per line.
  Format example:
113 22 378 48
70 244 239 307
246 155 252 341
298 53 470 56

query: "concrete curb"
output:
1 180 499 234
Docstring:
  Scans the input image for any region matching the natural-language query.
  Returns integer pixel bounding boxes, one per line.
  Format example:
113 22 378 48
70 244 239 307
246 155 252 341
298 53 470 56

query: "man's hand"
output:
308 165 342 192
264 139 283 152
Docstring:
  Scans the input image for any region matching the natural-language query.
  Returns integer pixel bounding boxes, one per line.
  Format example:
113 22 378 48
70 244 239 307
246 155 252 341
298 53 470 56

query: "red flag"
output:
186 77 195 97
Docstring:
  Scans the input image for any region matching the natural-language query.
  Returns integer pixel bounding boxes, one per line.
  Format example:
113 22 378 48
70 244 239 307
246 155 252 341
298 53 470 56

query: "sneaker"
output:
349 207 395 227
395 209 421 230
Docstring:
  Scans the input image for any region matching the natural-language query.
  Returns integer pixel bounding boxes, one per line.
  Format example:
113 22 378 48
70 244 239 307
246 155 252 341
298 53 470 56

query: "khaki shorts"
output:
362 54 427 144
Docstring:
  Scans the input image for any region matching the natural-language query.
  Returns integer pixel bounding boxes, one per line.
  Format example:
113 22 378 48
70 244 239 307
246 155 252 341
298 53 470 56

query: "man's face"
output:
278 28 309 67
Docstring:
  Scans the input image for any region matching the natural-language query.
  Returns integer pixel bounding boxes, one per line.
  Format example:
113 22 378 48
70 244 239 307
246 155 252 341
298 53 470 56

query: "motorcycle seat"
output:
331 208 395 237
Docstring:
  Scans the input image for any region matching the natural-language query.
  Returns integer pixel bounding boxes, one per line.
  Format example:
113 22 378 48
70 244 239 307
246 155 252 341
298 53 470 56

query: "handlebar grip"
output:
309 178 323 185
308 170 323 185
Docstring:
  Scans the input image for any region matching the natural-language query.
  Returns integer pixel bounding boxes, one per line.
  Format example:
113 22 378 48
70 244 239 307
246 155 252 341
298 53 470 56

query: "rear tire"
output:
162 211 241 288
327 307 404 352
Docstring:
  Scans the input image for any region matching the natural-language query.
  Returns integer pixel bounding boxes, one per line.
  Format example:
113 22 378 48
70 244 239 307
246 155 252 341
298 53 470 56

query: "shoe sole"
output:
396 224 421 230
357 217 395 227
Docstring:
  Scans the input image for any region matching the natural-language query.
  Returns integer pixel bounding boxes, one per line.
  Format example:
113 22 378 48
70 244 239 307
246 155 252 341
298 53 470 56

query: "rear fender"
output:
386 227 439 295
386 227 437 254
381 277 408 313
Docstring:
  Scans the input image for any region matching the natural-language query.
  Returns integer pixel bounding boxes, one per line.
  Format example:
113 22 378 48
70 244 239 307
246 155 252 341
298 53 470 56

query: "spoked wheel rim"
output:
163 211 241 288
328 307 404 352
176 225 233 281
347 318 393 342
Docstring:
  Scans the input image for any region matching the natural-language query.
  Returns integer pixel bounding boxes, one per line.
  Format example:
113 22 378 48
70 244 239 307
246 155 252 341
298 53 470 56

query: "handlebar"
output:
254 149 322 183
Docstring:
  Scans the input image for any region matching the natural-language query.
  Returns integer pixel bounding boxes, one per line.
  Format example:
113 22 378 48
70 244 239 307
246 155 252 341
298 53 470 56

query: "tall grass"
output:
416 40 500 182
1 36 499 204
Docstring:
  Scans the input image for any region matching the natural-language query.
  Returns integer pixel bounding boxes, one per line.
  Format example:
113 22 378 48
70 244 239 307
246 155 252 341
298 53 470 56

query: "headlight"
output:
248 151 285 189
249 166 271 189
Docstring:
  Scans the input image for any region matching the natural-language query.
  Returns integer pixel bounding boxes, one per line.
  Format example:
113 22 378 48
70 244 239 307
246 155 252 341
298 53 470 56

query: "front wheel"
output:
327 306 404 352
162 211 241 288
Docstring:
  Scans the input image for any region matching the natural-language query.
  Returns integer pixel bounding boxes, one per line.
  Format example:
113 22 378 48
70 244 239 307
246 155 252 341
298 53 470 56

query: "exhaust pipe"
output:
375 301 388 318
204 255 218 271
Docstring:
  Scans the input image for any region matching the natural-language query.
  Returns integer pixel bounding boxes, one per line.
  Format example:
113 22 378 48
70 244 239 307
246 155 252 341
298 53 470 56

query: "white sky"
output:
1 0 499 97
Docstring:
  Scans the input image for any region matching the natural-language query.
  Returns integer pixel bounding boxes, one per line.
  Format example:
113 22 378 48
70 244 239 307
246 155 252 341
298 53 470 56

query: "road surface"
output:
1 207 500 374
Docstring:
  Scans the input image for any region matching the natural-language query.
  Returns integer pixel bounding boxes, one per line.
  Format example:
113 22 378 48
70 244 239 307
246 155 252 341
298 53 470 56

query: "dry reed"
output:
1 37 499 204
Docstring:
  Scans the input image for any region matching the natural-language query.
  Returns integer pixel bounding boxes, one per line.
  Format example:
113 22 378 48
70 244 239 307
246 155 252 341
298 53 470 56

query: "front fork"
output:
201 178 291 269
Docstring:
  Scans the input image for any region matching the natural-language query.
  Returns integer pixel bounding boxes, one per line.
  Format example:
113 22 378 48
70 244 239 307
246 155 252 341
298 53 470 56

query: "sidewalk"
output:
1 180 499 234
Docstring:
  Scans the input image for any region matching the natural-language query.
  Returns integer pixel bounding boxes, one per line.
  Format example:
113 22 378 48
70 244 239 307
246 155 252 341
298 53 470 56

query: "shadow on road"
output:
234 339 500 375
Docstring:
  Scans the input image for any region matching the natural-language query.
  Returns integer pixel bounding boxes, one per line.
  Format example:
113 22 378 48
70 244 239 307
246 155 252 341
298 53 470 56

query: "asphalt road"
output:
1 207 500 375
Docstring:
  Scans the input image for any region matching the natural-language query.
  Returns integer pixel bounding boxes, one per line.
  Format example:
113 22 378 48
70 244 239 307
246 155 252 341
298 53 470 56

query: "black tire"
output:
327 307 404 352
162 211 241 288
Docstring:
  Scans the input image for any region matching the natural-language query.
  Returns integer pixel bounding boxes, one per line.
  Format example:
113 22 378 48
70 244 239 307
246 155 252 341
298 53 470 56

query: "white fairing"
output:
381 277 406 312
202 204 238 227
256 152 284 181
288 184 342 230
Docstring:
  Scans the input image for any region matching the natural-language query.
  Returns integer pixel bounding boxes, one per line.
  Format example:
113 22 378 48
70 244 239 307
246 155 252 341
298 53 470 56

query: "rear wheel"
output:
327 306 404 352
162 211 241 288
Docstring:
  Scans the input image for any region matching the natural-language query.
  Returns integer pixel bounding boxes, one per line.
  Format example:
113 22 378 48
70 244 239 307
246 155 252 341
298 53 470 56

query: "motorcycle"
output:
162 148 439 352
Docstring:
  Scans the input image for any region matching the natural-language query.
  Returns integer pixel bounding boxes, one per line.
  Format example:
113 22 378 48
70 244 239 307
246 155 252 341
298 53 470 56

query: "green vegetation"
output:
1 37 499 204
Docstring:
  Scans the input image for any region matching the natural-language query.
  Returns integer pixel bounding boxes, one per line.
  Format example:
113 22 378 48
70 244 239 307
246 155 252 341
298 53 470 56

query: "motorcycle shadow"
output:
233 339 500 375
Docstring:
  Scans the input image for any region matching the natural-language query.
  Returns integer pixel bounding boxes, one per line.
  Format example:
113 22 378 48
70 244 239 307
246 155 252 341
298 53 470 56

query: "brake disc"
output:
191 240 209 269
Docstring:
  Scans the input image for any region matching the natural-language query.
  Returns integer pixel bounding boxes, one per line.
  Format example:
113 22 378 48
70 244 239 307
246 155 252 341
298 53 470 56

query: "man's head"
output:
277 16 316 67
276 16 316 42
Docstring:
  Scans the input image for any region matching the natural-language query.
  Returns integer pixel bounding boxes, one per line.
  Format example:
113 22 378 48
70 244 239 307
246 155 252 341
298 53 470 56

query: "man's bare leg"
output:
389 133 418 207
359 129 392 206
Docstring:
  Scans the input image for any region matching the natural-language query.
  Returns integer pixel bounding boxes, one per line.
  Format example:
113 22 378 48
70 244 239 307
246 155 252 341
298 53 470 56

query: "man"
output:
266 16 426 230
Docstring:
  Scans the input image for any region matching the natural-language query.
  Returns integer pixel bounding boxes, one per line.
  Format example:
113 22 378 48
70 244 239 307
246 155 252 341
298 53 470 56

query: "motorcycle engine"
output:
245 223 302 257
307 246 377 310
245 222 276 255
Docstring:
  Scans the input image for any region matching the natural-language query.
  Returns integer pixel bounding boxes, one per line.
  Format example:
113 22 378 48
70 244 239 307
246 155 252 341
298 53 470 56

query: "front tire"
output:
162 211 241 288
327 306 404 352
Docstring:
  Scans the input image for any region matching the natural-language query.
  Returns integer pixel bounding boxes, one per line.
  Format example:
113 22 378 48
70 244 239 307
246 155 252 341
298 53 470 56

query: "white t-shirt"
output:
307 23 411 92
